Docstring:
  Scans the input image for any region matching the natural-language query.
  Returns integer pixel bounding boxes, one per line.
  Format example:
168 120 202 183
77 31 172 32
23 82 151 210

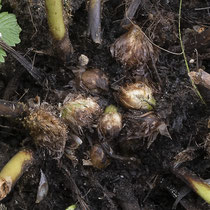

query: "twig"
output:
194 7 210 11
28 5 37 40
160 178 197 210
121 0 141 26
0 39 46 86
62 164 90 210
89 173 117 209
178 0 206 104
101 142 141 164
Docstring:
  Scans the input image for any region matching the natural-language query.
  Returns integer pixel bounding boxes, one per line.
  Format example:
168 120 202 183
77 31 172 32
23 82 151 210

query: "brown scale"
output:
24 107 68 159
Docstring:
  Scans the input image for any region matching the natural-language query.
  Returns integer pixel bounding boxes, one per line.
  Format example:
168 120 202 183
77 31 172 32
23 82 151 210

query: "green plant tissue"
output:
65 204 76 210
0 1 21 62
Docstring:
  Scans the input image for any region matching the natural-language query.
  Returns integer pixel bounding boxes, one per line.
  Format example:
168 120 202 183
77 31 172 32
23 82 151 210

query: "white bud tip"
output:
189 59 195 64
79 54 89 66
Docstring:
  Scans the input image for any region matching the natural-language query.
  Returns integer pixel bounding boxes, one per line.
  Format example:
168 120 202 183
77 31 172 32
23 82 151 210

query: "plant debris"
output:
1 0 210 209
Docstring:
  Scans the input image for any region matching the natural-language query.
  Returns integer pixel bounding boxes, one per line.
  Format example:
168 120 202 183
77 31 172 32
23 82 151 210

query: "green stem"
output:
45 0 73 61
178 0 206 105
45 0 66 40
0 149 34 200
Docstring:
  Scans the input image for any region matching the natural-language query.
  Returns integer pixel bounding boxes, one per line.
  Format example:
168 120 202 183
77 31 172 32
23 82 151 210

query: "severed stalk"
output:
0 97 68 159
188 69 210 90
88 0 102 44
0 149 34 200
0 39 46 85
0 99 28 118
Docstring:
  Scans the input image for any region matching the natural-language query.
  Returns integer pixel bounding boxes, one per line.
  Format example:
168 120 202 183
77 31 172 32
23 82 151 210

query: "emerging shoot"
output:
98 105 122 138
118 82 156 110
61 94 101 132
173 167 210 204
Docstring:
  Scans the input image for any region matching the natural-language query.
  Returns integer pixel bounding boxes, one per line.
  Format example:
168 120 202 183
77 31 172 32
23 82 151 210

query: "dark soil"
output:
1 0 210 209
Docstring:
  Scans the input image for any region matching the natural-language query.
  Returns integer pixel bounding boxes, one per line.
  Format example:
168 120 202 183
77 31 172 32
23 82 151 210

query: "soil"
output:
0 0 210 210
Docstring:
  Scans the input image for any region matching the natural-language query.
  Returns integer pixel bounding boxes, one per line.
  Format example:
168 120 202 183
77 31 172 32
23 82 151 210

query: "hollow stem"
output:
0 149 34 200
